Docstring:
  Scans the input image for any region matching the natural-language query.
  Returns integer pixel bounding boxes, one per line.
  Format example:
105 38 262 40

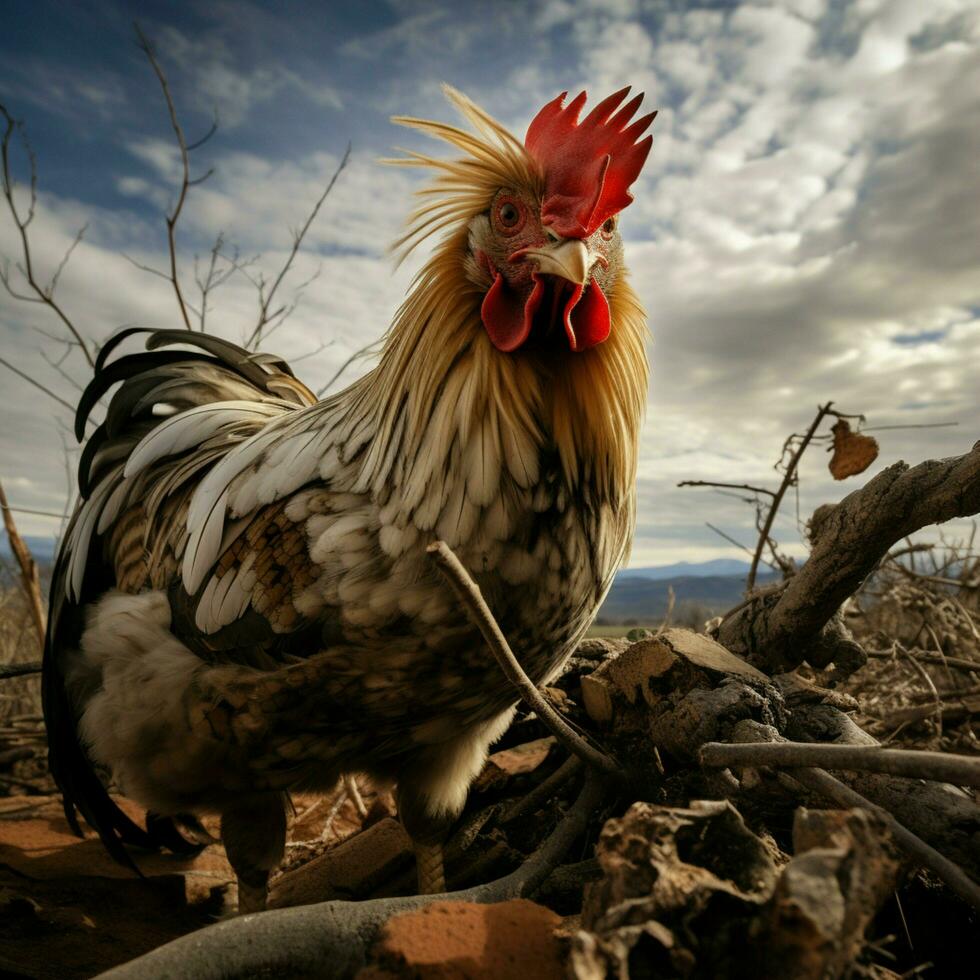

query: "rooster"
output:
43 86 654 910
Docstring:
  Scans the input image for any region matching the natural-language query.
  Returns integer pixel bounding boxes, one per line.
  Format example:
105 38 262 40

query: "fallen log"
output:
716 444 980 673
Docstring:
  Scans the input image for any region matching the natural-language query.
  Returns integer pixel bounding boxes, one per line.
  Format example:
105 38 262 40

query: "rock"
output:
364 899 564 979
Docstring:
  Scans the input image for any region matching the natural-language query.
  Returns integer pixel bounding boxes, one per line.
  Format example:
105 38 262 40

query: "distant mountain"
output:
0 536 766 624
617 559 755 580
599 568 779 624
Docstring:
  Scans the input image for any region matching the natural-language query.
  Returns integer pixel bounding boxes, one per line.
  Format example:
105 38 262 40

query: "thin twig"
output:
0 661 42 680
245 144 351 350
315 340 380 397
0 104 94 366
705 522 755 557
748 402 833 590
655 585 675 637
427 541 621 777
0 504 65 520
700 741 980 788
679 480 776 497
319 788 351 842
902 642 944 744
888 555 980 590
500 756 583 824
344 774 368 819
0 481 46 643
134 24 209 331
862 423 959 433
0 357 75 412
867 650 980 674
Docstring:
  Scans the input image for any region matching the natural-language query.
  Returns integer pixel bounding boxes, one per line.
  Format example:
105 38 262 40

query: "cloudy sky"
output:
1 0 978 567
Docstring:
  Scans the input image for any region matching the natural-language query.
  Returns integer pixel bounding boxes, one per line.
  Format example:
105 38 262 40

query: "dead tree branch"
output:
0 480 46 643
315 339 380 397
678 480 776 497
0 356 75 413
244 143 351 350
785 703 980 877
717 442 980 672
867 649 980 674
500 756 583 824
0 104 94 367
701 741 980 789
134 23 215 331
0 661 42 680
428 540 622 776
748 402 833 589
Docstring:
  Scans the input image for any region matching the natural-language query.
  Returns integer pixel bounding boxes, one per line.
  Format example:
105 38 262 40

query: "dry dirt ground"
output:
0 568 978 978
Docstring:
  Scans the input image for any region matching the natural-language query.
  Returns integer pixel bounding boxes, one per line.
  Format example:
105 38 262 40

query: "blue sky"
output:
2 0 979 565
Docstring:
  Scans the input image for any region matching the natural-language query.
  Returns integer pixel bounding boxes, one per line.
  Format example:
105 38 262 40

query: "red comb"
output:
525 87 655 239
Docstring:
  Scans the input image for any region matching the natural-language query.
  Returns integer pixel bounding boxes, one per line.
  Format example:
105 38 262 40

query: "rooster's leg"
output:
221 793 287 914
396 780 454 896
396 711 518 895
414 840 446 894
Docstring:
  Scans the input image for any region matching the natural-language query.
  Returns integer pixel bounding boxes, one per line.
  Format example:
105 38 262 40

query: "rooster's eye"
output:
494 197 526 234
600 217 617 239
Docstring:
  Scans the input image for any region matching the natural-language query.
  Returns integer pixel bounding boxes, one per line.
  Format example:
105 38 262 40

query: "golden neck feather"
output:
351 227 648 509
346 86 648 508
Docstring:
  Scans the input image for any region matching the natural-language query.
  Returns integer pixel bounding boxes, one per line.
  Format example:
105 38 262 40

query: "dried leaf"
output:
828 420 878 480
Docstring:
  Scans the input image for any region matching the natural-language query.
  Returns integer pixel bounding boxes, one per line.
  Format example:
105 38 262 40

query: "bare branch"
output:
705 521 779 568
186 112 219 152
0 504 67 520
0 356 76 412
134 23 211 331
48 222 87 296
245 143 351 350
0 104 94 366
499 756 583 825
193 233 249 333
679 480 776 498
120 251 171 281
863 422 959 433
0 661 42 680
0 480 46 644
748 402 833 590
315 340 380 397
287 340 335 364
428 540 622 777
701 740 980 788
40 345 85 393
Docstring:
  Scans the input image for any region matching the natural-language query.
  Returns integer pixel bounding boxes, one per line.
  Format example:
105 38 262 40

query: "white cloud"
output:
152 24 343 127
2 0 978 569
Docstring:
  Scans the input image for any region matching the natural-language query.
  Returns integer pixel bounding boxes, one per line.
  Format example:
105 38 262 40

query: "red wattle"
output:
563 280 611 351
481 272 542 352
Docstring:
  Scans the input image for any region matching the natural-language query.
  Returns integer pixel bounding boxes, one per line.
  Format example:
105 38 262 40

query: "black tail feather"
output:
45 326 312 872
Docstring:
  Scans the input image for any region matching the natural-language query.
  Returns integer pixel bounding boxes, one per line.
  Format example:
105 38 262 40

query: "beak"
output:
518 237 592 285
